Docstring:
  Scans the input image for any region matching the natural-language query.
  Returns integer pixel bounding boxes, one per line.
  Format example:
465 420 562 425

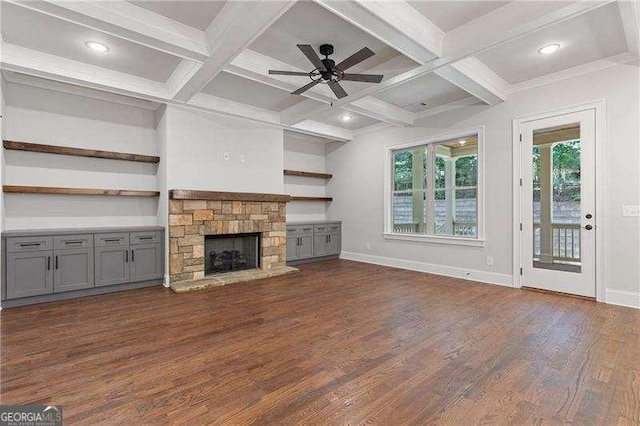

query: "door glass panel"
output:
532 122 581 273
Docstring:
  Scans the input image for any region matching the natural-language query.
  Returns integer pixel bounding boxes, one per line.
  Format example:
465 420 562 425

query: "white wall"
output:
2 82 159 230
326 63 640 302
165 106 284 195
284 131 330 222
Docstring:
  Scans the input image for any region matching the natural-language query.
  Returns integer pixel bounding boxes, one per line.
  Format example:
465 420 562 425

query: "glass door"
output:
520 109 596 297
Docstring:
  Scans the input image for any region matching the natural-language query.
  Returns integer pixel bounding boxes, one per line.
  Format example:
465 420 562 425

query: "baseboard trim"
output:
605 289 640 309
1 279 163 308
340 251 513 287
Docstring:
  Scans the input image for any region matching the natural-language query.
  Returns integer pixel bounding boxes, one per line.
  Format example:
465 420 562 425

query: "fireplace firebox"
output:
205 233 260 275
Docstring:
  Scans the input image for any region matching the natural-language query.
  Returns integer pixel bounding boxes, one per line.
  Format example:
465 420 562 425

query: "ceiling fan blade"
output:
297 44 326 71
336 47 375 71
341 73 384 83
292 79 321 95
268 70 311 76
328 81 348 99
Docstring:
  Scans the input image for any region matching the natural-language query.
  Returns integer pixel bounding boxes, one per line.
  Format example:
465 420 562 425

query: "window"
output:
386 130 483 244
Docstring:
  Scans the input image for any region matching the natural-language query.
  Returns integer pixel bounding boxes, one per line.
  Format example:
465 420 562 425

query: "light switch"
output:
622 205 640 217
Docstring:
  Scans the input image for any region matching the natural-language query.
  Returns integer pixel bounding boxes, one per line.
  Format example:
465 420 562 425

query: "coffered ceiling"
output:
1 0 637 142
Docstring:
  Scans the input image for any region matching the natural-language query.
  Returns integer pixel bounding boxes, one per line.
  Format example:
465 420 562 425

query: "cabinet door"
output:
327 233 341 255
314 234 329 257
54 248 94 293
95 246 130 287
7 251 53 299
130 244 162 282
286 236 299 261
298 235 314 259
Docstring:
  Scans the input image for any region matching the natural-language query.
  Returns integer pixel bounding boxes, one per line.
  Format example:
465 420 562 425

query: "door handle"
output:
585 213 593 219
585 224 594 230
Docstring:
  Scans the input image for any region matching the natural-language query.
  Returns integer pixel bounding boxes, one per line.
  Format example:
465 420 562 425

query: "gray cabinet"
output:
54 248 94 292
95 246 130 287
7 251 53 298
286 221 341 264
287 225 315 261
130 243 162 282
2 227 164 306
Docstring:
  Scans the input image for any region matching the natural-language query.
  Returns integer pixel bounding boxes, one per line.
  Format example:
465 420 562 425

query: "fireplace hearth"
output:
205 233 260 275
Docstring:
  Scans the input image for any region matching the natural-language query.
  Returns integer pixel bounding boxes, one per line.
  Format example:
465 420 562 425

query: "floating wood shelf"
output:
284 169 332 179
170 189 291 203
289 196 333 202
3 140 160 164
3 185 160 197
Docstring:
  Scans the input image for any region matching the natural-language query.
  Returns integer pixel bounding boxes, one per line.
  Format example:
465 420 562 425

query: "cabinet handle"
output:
138 236 153 240
298 237 301 246
104 238 121 243
64 241 83 245
126 250 129 263
328 235 331 243
131 249 135 262
55 255 58 270
47 256 51 271
20 243 41 247
326 235 329 243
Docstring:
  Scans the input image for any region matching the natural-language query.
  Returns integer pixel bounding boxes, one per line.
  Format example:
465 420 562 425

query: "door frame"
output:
512 100 606 302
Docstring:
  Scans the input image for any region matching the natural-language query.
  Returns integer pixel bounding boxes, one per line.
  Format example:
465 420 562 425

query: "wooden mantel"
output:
169 190 291 203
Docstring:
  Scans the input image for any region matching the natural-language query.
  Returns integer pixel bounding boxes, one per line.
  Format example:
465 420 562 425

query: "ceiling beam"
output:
290 120 354 142
283 0 614 124
226 49 414 126
434 57 510 105
1 42 168 100
313 0 442 63
314 0 507 106
172 1 297 102
618 0 640 55
9 0 210 62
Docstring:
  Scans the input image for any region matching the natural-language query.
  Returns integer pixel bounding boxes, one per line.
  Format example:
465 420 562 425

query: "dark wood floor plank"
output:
1 259 639 424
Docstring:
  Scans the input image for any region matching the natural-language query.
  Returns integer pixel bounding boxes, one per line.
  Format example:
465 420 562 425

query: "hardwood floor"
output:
1 259 639 424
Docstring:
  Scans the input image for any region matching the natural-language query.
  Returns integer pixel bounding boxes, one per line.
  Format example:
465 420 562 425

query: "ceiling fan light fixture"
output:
341 114 353 122
86 41 109 53
538 43 561 55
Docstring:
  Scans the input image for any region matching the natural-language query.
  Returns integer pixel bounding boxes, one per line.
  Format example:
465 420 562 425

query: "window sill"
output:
383 232 486 247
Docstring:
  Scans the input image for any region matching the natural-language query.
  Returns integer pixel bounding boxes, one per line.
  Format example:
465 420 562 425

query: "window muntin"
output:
390 134 480 239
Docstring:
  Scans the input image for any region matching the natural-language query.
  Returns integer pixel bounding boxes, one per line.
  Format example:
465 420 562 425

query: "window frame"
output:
384 127 485 247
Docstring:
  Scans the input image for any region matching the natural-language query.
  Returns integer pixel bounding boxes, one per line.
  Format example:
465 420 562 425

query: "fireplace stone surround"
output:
168 190 290 284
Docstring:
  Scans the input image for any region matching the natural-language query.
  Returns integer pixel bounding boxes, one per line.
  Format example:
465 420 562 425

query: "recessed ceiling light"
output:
86 41 110 53
538 43 561 55
459 140 466 146
341 114 352 122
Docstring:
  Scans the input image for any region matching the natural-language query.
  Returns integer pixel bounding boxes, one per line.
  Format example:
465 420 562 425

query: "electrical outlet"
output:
486 256 494 266
223 152 230 161
622 205 640 217
239 154 246 163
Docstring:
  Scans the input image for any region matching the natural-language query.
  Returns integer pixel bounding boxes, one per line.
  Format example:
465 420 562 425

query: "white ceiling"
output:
477 2 627 84
408 1 510 32
313 108 381 130
374 73 471 112
249 1 411 74
201 71 307 112
1 2 181 82
128 0 226 30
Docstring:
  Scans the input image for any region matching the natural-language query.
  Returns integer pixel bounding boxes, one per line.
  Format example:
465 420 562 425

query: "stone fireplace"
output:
168 190 290 284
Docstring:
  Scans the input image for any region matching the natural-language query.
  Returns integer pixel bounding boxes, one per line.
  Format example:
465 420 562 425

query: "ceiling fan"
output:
268 44 384 99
